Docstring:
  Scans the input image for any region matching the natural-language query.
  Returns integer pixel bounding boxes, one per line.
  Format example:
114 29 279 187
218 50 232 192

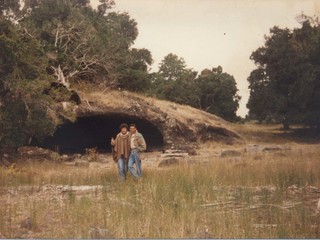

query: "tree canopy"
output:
150 54 240 122
247 15 320 129
0 0 242 153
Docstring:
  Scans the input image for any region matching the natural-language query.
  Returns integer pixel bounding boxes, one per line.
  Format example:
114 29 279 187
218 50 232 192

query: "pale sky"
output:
92 0 319 117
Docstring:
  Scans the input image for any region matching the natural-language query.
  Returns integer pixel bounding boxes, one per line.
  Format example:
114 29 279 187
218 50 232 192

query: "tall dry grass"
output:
1 146 319 238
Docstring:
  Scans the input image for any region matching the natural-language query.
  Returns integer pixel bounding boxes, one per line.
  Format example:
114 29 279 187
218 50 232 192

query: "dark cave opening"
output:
40 114 164 154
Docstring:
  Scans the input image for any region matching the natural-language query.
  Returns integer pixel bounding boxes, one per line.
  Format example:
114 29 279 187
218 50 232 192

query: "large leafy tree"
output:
0 17 58 151
290 16 320 127
197 67 241 122
117 48 153 92
158 53 190 81
151 54 199 106
247 15 320 129
19 0 139 88
151 54 240 121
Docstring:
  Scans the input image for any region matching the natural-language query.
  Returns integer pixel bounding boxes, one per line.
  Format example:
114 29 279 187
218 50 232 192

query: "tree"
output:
158 53 189 81
247 15 320 129
246 68 277 122
151 53 199 106
0 17 63 152
290 16 320 127
14 0 140 89
197 67 241 122
151 54 240 121
117 48 153 92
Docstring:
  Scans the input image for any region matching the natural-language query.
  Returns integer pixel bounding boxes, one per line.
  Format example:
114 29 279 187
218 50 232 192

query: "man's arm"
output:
137 134 147 152
111 137 116 146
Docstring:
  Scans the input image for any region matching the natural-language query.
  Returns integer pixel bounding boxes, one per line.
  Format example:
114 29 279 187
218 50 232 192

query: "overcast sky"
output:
92 0 319 117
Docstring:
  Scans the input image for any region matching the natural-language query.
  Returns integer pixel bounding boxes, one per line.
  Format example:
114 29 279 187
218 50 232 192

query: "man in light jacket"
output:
128 123 146 179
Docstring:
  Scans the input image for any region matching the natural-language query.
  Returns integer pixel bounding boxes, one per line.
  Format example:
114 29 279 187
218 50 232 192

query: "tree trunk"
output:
282 117 290 130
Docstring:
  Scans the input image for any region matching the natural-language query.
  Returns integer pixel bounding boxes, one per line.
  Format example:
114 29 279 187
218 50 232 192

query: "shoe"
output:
134 177 142 182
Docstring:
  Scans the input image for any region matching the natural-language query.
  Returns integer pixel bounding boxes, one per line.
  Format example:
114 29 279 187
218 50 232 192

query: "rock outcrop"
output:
76 90 240 147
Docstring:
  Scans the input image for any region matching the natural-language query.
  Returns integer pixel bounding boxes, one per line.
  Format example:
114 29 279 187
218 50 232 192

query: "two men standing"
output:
111 123 146 181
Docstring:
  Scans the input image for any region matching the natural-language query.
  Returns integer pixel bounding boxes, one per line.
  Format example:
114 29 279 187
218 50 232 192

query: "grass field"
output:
0 124 320 238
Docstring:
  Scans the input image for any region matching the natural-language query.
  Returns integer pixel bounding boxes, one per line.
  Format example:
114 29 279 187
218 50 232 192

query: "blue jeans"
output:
128 149 142 178
117 157 128 181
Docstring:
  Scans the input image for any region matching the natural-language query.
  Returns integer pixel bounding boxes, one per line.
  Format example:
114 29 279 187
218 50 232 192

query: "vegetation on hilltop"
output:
0 0 241 152
150 54 241 122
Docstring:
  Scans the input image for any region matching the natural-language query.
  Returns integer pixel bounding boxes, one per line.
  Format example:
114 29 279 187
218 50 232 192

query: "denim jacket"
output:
130 132 147 152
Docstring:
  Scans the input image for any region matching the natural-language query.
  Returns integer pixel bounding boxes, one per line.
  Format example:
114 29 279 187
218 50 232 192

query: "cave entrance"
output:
40 114 164 154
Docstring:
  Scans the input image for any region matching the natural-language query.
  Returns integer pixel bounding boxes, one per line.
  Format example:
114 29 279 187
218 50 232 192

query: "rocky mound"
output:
76 90 240 148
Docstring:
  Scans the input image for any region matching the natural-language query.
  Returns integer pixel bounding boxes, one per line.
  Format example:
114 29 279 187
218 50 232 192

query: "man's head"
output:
129 123 137 134
119 123 128 134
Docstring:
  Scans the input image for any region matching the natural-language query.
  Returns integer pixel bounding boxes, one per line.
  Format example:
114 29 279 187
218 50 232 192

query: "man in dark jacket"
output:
111 123 130 181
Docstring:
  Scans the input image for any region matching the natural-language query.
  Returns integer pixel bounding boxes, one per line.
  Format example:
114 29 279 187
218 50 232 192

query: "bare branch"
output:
51 65 70 88
23 27 35 39
54 24 61 48
23 100 32 120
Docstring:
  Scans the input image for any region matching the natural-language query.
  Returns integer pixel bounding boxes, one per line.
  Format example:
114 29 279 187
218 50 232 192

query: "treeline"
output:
247 15 320 129
149 54 240 122
0 0 241 152
3 0 317 152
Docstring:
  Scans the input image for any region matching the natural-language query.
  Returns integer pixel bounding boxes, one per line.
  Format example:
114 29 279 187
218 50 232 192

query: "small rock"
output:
61 154 77 162
158 158 180 167
262 146 282 152
195 229 214 239
187 159 198 165
307 186 320 193
164 149 185 154
75 160 90 167
253 156 263 161
64 162 75 166
160 153 189 158
89 227 113 239
186 148 197 156
273 152 288 157
228 157 242 162
98 155 109 163
246 144 261 153
167 118 177 127
221 150 242 157
262 145 291 152
288 184 299 190
62 101 71 110
0 159 11 167
17 146 55 161
20 217 33 230
173 145 198 155
62 185 103 193
317 198 320 212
